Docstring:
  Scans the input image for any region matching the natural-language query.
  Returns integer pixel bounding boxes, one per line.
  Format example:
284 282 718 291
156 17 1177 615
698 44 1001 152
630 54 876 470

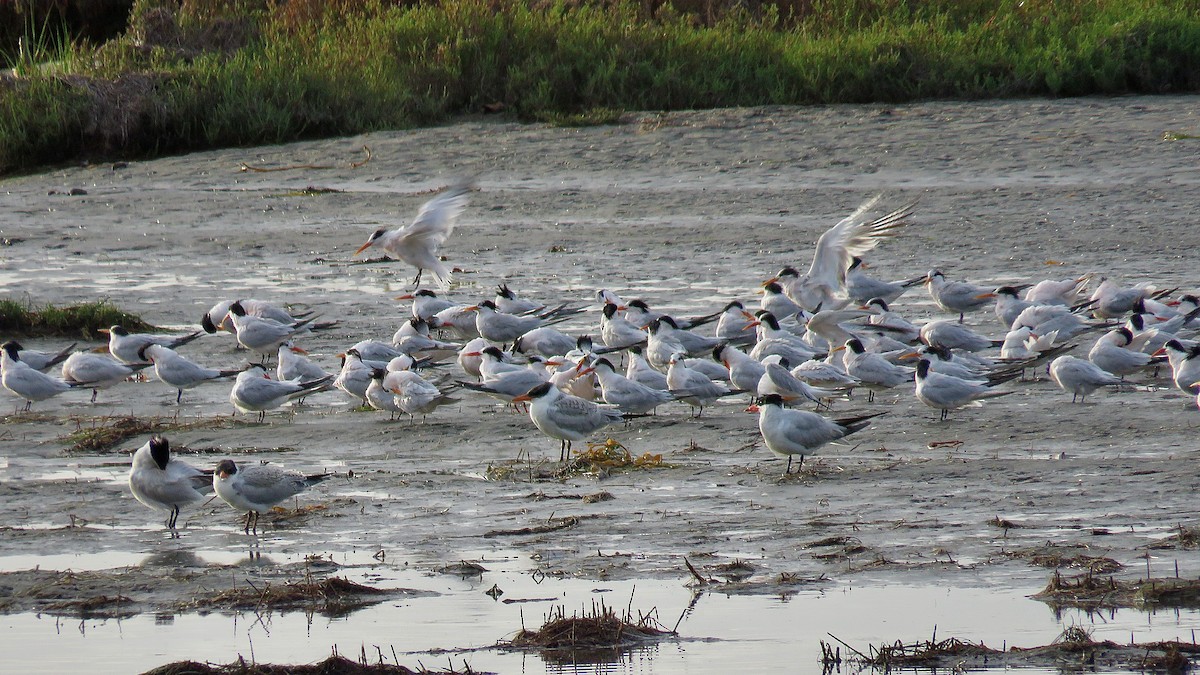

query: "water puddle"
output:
1 548 1197 674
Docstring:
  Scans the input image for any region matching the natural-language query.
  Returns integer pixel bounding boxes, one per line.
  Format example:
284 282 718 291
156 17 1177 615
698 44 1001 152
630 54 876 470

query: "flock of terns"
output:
5 184 1200 533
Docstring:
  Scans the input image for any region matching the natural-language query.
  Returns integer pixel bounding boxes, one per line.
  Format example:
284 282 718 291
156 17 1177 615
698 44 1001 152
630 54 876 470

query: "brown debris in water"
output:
1004 545 1123 574
823 628 1200 672
505 599 675 651
142 653 472 674
62 414 246 452
1033 570 1200 610
184 576 396 615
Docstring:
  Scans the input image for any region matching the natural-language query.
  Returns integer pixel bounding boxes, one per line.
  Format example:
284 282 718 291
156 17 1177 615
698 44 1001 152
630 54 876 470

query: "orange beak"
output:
974 292 997 300
512 393 532 403
288 346 309 355
761 277 779 287
742 321 760 331
394 293 415 301
745 404 761 413
354 241 373 256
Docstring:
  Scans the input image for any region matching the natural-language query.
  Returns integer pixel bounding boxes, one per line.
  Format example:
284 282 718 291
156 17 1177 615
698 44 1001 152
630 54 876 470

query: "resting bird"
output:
128 435 212 529
754 393 883 475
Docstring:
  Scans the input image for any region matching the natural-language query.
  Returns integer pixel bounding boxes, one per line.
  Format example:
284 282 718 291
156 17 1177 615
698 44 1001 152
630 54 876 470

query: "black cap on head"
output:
759 312 780 330
479 300 499 311
1116 326 1134 345
1 341 22 358
201 313 219 334
759 393 785 406
215 459 238 477
867 298 890 311
627 299 650 311
228 301 246 316
1128 314 1145 331
846 338 866 354
148 435 170 471
110 325 129 336
723 300 744 311
497 283 515 299
995 286 1020 297
763 282 783 294
593 357 614 371
524 381 553 398
848 257 864 271
371 367 387 380
602 303 619 319
777 267 798 277
916 359 931 378
482 346 505 359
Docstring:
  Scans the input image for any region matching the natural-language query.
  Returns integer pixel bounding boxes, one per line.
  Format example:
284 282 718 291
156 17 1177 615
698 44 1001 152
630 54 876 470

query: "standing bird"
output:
919 320 1001 353
467 300 566 345
1 341 76 410
13 342 76 373
224 301 315 361
128 435 212 529
841 338 913 402
277 341 332 384
1087 328 1164 379
385 369 460 419
61 350 150 403
202 298 314 336
755 394 883 475
230 364 333 422
589 357 675 414
767 197 917 312
353 180 474 290
844 256 924 306
600 302 648 350
1048 355 1122 402
1156 340 1200 395
101 325 203 365
666 352 742 417
141 344 240 404
914 359 1015 420
212 459 331 534
923 270 996 322
512 381 626 461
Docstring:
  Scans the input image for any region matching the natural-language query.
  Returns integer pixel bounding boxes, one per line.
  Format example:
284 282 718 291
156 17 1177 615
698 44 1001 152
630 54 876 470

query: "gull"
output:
1156 339 1200 395
923 269 996 322
714 301 758 340
1048 355 1122 402
140 344 240 403
844 256 925 305
213 459 331 534
128 435 212 529
713 342 766 393
600 302 648 350
757 355 836 408
588 357 675 414
277 341 332 384
1088 328 1165 379
61 350 150 403
396 289 456 323
915 359 1015 420
225 301 316 360
754 393 883 475
1 340 76 410
760 281 806 320
626 346 670 391
840 338 913 402
768 196 917 311
512 381 626 461
667 352 742 417
14 342 76 373
230 364 333 422
385 369 460 418
101 325 203 365
202 298 314 335
353 180 473 290
919 320 1001 352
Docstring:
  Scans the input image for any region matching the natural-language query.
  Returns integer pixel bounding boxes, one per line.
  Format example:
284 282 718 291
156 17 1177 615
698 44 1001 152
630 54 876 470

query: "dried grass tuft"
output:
506 599 675 651
1033 570 1200 610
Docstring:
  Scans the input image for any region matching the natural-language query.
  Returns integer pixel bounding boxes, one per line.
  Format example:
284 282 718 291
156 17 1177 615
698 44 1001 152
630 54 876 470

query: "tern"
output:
623 299 721 330
626 346 670 391
713 342 767 393
213 459 331 534
758 355 836 408
457 337 497 380
225 301 316 360
840 338 912 402
466 300 567 345
993 286 1037 328
385 369 460 418
366 368 406 419
915 359 1015 420
202 298 315 335
844 256 925 305
1 340 76 410
101 325 203 365
230 364 333 421
334 349 374 404
667 352 743 417
768 196 917 312
397 289 456 322
61 350 150 402
754 393 883 475
1024 276 1091 306
861 298 920 343
128 435 212 529
589 357 675 414
1156 339 1200 395
923 270 996 322
512 326 578 359
1088 278 1155 319
748 312 822 365
919 320 1001 352
760 281 806 320
1048 355 1122 402
512 381 626 461
141 344 240 403
600 302 648 350
353 180 474 290
277 341 332 384
494 282 546 315
14 342 76 373
714 301 758 340
1088 328 1164 379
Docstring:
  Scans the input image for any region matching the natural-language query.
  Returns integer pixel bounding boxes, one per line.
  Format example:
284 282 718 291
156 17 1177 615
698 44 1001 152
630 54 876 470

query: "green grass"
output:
2 0 1199 174
0 299 157 338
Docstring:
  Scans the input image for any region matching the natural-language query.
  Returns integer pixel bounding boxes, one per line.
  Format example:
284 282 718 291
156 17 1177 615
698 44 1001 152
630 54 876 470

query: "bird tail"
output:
304 472 332 486
834 411 888 436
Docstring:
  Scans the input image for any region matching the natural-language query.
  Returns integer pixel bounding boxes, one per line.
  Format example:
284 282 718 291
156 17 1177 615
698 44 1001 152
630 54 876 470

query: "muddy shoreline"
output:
2 96 1200 670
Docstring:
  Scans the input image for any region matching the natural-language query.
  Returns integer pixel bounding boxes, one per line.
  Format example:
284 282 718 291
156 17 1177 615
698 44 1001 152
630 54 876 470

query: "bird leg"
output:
167 506 180 529
91 388 98 403
412 269 424 289
867 390 875 403
176 389 184 404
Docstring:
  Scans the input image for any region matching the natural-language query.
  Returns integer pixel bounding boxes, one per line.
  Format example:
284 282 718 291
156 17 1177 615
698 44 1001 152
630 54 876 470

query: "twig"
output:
239 145 372 173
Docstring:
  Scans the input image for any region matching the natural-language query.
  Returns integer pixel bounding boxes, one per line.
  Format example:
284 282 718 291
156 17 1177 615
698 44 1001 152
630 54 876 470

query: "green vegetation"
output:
0 299 155 338
2 0 1199 174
